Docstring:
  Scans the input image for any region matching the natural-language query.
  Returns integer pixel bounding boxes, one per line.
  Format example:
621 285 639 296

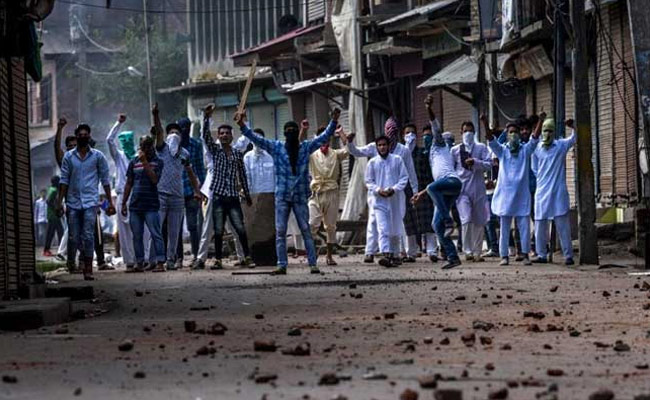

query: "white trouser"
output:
57 224 68 255
116 193 135 265
375 208 400 255
425 233 438 256
197 197 245 261
535 213 573 260
500 216 530 258
404 235 418 257
365 205 379 256
462 223 485 256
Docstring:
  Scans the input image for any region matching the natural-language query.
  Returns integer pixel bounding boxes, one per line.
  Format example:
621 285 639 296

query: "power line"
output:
58 0 311 14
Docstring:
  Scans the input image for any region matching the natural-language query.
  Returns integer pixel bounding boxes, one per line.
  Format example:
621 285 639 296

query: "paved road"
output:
2 255 650 399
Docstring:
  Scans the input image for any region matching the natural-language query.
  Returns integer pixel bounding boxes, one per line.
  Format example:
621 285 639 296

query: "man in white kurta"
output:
106 113 136 270
365 136 409 268
450 122 492 261
531 118 576 265
485 118 540 266
347 119 417 264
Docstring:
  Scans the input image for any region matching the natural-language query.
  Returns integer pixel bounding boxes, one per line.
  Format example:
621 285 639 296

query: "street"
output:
1 255 650 400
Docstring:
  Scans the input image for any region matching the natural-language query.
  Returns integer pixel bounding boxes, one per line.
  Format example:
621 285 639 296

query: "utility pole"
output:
626 0 650 269
571 0 598 264
553 0 567 135
143 0 154 122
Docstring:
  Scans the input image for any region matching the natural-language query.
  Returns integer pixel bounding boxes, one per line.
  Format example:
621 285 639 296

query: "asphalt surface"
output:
2 254 650 400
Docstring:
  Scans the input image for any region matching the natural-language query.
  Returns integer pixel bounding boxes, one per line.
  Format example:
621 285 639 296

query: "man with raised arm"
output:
234 108 341 275
481 114 541 266
411 94 462 270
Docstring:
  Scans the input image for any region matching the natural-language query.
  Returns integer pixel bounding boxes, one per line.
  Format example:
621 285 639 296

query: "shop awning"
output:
417 53 509 89
379 0 462 33
362 36 421 55
281 72 352 93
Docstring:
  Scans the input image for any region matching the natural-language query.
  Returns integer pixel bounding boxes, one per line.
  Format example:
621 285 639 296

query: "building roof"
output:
379 0 462 32
281 72 351 93
230 24 325 63
158 68 274 94
417 53 509 88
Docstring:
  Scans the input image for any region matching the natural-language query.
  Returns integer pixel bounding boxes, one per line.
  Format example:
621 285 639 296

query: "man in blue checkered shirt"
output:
235 108 341 275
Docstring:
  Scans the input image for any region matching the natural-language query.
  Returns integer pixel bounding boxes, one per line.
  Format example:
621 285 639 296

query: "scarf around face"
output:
178 117 192 148
384 117 399 152
541 118 555 148
422 134 433 155
284 122 300 175
118 131 136 160
507 131 521 156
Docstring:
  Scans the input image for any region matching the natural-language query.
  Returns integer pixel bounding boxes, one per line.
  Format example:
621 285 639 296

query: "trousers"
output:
535 213 573 260
308 189 339 244
116 193 135 265
276 198 316 267
499 216 530 258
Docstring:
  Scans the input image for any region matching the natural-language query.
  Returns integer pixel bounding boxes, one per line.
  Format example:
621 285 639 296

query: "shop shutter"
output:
442 85 473 139
307 0 326 24
305 96 317 139
275 101 291 140
620 1 639 204
596 5 615 201
564 75 577 208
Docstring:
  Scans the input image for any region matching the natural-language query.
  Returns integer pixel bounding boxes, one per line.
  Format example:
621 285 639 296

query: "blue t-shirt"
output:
126 156 164 212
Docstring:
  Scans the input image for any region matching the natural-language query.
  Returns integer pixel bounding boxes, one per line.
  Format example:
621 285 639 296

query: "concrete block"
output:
243 193 277 266
0 297 71 331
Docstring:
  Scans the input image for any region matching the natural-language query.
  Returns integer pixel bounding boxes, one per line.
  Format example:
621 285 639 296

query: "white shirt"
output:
244 148 275 194
34 198 48 223
429 119 458 181
106 121 129 194
365 153 409 237
348 139 418 194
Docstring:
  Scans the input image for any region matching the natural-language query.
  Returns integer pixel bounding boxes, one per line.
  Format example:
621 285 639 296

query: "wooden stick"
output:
237 59 258 115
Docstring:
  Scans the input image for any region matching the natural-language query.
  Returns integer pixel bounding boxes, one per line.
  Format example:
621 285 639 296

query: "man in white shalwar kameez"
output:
365 136 409 268
483 116 540 266
450 121 492 261
531 118 576 265
346 118 417 264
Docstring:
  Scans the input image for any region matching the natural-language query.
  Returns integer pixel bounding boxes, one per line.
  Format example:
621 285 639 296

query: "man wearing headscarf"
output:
531 117 576 265
345 116 418 264
106 113 137 271
235 108 341 275
483 116 541 266
450 120 492 262
175 117 206 268
152 104 202 272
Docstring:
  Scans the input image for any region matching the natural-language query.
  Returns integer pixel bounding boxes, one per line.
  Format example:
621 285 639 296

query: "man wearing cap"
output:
531 117 576 265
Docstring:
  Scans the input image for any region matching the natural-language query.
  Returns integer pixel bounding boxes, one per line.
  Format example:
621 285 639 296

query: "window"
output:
28 74 52 127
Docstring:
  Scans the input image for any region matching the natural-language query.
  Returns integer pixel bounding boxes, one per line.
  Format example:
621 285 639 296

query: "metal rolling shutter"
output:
442 85 472 138
307 0 326 24
564 75 577 208
275 101 291 140
620 2 639 203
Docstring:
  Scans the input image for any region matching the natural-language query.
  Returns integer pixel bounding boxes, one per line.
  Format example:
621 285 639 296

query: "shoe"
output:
465 254 474 262
565 258 575 266
210 260 223 270
522 256 532 266
483 250 499 258
402 256 416 263
378 257 396 268
441 259 462 270
133 264 145 273
55 254 66 261
515 254 525 262
531 257 548 264
310 266 321 274
474 255 485 262
151 263 166 272
43 250 53 257
271 267 287 275
429 254 438 263
363 255 374 263
192 259 206 270
499 257 509 266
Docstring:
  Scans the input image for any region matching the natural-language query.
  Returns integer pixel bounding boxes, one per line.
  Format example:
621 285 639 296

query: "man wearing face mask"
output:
365 136 410 268
449 121 492 262
308 125 348 266
152 104 202 272
345 117 418 265
411 124 439 262
244 128 275 194
56 123 116 280
106 113 137 272
531 117 577 265
235 108 341 275
411 95 462 270
483 116 541 266
175 117 206 268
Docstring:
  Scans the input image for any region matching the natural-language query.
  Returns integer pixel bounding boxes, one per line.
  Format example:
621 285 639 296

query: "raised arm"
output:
425 94 444 145
106 114 126 161
299 119 309 142
201 104 221 155
562 119 576 149
307 109 341 153
152 103 165 150
497 128 507 145
347 140 377 158
234 111 275 155
54 117 66 167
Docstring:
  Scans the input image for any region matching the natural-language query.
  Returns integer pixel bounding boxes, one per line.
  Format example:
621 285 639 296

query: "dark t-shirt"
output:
126 156 164 212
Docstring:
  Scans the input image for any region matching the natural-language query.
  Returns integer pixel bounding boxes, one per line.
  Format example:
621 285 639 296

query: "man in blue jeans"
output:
411 94 462 270
121 136 166 272
56 123 116 280
235 107 341 275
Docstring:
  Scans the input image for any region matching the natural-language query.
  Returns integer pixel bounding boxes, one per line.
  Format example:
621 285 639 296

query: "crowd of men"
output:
37 94 577 279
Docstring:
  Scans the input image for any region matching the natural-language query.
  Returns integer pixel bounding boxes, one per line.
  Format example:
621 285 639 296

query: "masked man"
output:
450 121 492 262
106 113 137 271
345 118 418 265
365 136 410 268
235 108 341 275
308 125 348 266
56 123 116 280
411 124 439 262
483 116 540 266
152 103 202 271
531 118 576 265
